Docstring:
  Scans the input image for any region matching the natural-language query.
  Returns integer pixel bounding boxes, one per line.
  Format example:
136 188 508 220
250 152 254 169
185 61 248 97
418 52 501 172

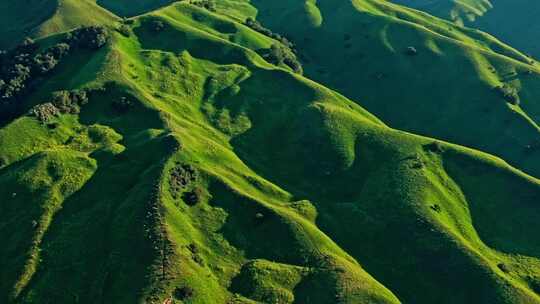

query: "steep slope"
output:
391 0 540 58
2 2 540 304
97 0 174 17
0 0 118 49
390 0 493 24
214 0 540 179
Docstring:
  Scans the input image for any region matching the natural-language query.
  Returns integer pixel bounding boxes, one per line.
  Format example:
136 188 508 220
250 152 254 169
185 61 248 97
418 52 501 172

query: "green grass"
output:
0 0 118 49
97 0 175 17
2 1 540 304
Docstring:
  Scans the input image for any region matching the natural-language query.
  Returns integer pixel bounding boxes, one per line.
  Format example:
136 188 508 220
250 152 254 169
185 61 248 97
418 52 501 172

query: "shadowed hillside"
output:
391 0 540 58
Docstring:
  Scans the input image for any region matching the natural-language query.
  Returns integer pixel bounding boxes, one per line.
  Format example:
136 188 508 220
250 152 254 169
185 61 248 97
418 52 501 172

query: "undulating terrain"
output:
390 0 540 57
1 1 540 303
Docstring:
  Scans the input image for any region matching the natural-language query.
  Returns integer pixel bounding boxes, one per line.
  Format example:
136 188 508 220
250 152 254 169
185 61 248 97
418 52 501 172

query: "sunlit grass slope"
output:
0 0 118 49
213 0 540 179
2 2 540 304
97 0 174 17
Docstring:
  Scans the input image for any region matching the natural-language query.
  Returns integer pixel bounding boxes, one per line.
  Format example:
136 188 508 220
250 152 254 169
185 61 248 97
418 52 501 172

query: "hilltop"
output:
0 0 117 49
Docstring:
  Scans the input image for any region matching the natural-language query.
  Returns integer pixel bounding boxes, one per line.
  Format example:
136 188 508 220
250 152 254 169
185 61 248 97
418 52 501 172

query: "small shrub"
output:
497 263 510 273
405 46 418 56
112 96 134 113
254 212 268 225
0 156 8 167
411 160 423 169
187 243 199 254
192 254 204 266
430 204 442 213
423 141 443 153
117 25 131 37
150 20 165 32
182 187 202 206
173 286 194 300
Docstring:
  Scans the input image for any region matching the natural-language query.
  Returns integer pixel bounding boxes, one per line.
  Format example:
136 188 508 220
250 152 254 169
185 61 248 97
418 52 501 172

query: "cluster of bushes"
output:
51 89 89 113
187 243 204 265
262 44 303 74
0 26 109 121
0 39 69 105
242 18 302 73
190 0 217 12
169 163 202 206
64 26 109 50
244 18 295 51
494 84 520 105
29 89 89 122
117 24 132 37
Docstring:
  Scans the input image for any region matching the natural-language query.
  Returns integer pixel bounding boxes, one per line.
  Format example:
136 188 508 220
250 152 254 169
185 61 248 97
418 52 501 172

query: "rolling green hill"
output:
214 0 540 179
0 0 118 49
391 0 540 58
2 1 540 304
390 0 493 24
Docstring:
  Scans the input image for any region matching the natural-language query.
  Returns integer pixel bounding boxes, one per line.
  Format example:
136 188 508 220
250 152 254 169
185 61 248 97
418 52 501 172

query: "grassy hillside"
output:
97 0 174 17
2 2 540 304
0 0 118 49
390 0 493 24
392 0 540 58
211 0 540 179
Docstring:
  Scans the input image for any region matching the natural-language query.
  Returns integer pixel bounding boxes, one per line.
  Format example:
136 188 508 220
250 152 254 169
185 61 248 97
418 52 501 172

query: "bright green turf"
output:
2 1 540 304
97 0 174 17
